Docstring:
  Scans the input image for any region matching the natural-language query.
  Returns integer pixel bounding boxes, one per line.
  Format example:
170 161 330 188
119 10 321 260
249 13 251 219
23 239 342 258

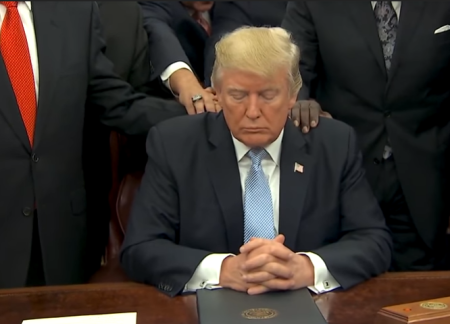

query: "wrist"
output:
295 255 315 288
218 255 234 287
169 69 200 94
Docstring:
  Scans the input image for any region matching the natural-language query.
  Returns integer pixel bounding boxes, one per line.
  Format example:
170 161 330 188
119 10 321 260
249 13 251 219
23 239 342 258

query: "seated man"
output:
121 27 392 297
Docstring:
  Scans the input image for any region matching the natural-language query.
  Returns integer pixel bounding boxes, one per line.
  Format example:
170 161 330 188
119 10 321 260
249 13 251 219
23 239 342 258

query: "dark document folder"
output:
197 288 327 324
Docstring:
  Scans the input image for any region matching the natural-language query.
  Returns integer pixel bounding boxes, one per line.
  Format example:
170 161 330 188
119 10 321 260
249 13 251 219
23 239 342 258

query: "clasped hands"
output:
219 234 314 295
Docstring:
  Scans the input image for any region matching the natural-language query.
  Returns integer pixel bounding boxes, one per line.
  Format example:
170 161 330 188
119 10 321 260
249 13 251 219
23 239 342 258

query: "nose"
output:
245 94 261 120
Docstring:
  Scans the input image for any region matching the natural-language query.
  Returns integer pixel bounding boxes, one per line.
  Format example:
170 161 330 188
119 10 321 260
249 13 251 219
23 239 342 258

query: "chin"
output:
239 133 273 148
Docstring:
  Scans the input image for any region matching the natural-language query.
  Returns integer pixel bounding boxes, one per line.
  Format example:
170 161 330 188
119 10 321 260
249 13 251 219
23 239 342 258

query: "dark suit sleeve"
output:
127 2 151 93
139 1 192 80
120 126 212 297
281 1 319 100
87 2 186 135
311 128 392 289
204 2 253 86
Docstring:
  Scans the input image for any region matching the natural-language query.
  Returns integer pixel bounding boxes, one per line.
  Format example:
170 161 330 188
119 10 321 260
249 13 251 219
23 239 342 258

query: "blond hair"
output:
211 26 302 96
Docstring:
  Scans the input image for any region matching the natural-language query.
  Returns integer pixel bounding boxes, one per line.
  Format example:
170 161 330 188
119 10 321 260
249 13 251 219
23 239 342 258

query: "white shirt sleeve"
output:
160 62 193 95
183 253 234 292
298 252 341 294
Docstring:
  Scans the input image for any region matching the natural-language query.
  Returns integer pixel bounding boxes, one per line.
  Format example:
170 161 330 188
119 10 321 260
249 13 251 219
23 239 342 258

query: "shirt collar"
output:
231 129 284 166
24 2 32 11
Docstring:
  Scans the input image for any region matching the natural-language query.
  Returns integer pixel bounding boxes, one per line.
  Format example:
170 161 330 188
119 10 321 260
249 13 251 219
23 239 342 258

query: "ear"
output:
288 93 297 110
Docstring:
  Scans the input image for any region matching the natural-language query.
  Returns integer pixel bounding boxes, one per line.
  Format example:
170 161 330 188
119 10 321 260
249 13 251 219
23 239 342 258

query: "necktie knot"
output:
247 149 268 168
1 1 18 9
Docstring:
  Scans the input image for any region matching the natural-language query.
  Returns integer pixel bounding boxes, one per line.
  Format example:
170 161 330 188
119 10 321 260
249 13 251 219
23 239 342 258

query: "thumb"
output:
274 234 285 244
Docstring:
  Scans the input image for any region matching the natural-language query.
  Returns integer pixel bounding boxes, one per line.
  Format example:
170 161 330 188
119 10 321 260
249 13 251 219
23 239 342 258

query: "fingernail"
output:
294 120 299 127
311 121 317 127
302 126 308 133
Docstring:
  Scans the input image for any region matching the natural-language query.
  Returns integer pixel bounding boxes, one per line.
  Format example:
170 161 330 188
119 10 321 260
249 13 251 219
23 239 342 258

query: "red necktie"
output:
193 11 211 36
0 1 37 145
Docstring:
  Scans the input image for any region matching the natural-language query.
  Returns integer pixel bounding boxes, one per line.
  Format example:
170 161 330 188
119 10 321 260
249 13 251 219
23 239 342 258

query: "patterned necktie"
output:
0 1 37 145
243 149 275 244
374 1 398 70
192 11 211 36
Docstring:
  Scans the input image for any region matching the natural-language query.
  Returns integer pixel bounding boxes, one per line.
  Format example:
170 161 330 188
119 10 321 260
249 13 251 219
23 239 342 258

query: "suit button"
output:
31 154 39 162
373 158 380 165
22 207 32 217
384 111 391 118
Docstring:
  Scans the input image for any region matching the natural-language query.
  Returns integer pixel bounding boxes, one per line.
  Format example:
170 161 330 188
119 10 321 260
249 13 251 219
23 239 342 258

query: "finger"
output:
244 250 293 271
203 95 216 112
244 260 293 280
214 102 222 112
243 271 276 283
254 278 296 292
260 262 294 279
242 241 294 261
184 100 197 115
290 102 301 127
309 101 320 128
300 102 310 133
273 234 285 244
193 99 206 114
243 254 277 271
247 285 271 295
320 111 332 118
240 238 272 253
205 87 216 95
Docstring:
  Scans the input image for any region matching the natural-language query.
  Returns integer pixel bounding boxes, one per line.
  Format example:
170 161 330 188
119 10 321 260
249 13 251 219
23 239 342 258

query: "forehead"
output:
219 69 288 91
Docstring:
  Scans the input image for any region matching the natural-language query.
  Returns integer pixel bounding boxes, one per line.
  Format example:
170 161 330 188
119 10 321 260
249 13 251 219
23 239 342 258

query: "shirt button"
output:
200 281 206 288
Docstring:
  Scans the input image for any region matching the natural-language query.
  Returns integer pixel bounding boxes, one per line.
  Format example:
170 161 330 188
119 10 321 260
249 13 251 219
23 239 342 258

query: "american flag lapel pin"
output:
294 162 304 173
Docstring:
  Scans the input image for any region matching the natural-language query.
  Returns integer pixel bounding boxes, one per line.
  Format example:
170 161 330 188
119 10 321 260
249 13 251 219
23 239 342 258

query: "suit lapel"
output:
31 1 62 149
206 113 244 254
278 121 312 251
347 2 387 79
0 57 31 152
387 1 426 89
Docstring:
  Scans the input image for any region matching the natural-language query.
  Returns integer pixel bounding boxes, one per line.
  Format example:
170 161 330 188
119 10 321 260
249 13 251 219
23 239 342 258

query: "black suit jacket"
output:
282 1 450 250
0 1 186 289
203 1 288 86
120 112 392 297
139 1 213 84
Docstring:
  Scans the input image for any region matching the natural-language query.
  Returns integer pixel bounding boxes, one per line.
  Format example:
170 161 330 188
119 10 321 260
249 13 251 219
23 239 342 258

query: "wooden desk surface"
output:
1 272 450 324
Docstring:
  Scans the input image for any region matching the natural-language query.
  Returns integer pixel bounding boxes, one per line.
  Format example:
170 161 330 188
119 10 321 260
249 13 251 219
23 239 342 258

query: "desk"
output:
1 272 450 324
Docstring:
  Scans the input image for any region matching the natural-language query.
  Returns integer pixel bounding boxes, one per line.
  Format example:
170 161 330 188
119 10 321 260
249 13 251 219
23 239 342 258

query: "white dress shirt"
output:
160 10 211 94
0 1 39 100
371 1 401 19
184 130 340 294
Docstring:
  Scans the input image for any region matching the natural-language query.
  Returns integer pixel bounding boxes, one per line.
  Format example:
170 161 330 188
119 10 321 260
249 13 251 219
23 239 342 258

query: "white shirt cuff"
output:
160 61 193 96
297 252 340 294
183 253 234 292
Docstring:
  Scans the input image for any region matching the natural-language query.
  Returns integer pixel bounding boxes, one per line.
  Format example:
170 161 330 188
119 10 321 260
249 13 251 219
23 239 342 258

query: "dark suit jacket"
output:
204 1 288 86
0 1 186 289
83 1 161 276
139 1 213 84
120 112 392 297
282 1 450 251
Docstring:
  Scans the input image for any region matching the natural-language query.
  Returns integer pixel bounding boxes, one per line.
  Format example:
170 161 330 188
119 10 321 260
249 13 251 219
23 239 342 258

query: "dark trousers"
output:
26 213 46 287
374 157 438 271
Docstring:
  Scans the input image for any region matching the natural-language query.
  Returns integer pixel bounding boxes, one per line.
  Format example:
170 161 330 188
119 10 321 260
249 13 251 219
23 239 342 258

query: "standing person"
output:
283 1 450 271
0 1 185 289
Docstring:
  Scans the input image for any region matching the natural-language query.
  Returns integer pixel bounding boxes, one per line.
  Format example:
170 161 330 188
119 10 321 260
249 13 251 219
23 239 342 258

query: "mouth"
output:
243 128 266 133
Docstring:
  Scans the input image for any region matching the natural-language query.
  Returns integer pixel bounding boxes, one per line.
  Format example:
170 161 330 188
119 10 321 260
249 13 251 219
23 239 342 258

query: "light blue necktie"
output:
243 149 276 243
